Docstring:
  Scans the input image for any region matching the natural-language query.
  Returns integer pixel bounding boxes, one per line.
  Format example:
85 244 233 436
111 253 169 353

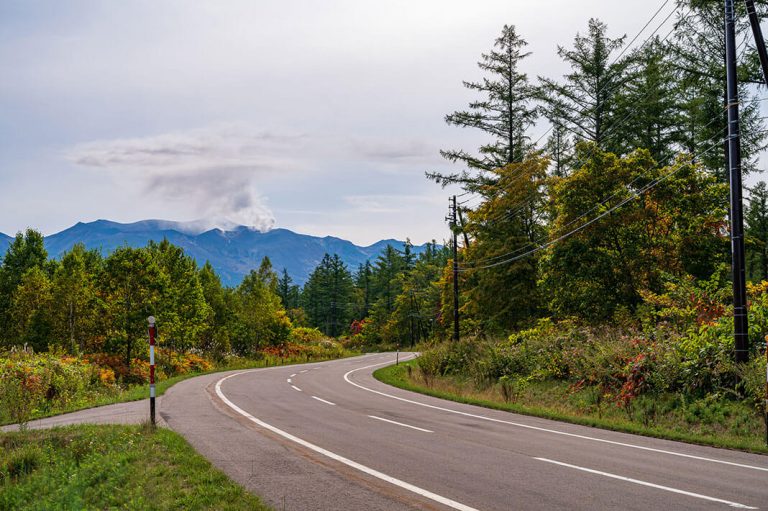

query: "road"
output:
158 353 768 511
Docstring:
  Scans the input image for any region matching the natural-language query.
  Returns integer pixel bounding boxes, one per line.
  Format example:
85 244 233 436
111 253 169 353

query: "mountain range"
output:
0 220 433 286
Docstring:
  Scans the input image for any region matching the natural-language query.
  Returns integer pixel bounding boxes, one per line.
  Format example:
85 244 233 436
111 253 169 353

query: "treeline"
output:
0 233 290 363
278 243 450 347
414 2 768 343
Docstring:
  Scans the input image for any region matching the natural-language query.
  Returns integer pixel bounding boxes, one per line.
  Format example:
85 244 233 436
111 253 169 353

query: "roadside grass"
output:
374 360 768 454
0 424 271 510
1 351 358 427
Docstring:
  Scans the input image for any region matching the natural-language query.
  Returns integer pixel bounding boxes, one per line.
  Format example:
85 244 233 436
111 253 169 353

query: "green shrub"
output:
1 444 45 481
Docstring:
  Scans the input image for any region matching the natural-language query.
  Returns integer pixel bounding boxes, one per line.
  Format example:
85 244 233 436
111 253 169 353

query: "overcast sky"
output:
0 1 699 244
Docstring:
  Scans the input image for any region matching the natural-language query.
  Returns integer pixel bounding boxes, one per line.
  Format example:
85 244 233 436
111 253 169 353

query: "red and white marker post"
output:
148 316 157 426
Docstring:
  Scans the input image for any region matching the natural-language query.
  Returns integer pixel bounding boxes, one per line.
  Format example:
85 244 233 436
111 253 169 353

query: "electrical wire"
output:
459 129 729 272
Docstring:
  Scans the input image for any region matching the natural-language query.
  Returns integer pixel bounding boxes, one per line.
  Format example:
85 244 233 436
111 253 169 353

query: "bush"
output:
289 327 326 344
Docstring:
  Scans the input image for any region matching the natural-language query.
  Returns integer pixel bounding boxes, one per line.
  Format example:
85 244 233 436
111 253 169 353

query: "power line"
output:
473 6 689 229
459 130 728 272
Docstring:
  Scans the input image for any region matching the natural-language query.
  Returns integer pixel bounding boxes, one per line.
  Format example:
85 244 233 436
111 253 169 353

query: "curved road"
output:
160 354 768 511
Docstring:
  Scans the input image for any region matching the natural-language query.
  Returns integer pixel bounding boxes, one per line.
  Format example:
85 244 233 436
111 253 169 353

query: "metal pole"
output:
744 0 768 86
451 195 460 342
148 315 156 426
725 0 750 363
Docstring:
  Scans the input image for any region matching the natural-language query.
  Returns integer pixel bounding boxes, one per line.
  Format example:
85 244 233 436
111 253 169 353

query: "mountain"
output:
0 232 11 257
0 220 435 286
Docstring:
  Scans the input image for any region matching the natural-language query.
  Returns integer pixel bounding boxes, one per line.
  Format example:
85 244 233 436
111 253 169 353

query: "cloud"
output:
344 194 444 214
67 125 305 231
349 138 436 161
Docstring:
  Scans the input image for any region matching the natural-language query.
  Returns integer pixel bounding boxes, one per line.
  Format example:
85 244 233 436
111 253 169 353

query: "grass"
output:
0 424 271 510
2 350 358 427
374 360 768 454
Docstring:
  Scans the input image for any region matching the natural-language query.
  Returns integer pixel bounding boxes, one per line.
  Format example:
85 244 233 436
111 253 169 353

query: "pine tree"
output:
538 18 629 154
301 254 355 337
671 0 767 179
613 38 683 165
427 25 538 191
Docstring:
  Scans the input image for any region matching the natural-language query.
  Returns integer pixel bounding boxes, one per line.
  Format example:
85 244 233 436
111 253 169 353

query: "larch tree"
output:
427 24 538 192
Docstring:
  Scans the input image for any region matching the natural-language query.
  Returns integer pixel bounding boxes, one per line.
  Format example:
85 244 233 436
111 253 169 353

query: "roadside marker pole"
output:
148 316 156 426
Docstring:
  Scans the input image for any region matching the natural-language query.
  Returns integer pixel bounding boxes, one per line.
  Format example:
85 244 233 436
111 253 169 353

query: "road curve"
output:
160 354 768 511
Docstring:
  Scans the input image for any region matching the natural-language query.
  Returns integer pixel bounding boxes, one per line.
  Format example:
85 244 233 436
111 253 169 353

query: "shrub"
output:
289 327 326 344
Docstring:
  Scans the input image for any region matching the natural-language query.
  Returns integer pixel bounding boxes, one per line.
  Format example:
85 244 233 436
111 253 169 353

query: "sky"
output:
0 0 711 245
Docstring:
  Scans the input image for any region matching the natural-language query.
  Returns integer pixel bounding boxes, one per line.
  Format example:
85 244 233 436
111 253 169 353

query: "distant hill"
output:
0 220 435 286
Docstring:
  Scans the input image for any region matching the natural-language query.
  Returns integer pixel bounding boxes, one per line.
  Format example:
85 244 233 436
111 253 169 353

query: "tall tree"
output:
231 261 291 354
0 229 48 345
50 244 102 354
354 262 373 319
540 146 727 320
538 18 629 154
10 267 53 351
99 247 163 368
198 261 231 356
146 239 210 353
545 123 574 177
427 25 538 191
613 38 684 166
671 0 766 178
462 156 549 331
277 268 300 310
302 254 355 337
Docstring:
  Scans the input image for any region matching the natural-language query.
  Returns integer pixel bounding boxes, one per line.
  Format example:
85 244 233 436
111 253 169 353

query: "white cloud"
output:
66 125 309 231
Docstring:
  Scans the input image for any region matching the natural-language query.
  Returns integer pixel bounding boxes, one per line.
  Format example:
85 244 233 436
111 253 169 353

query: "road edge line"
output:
215 371 479 511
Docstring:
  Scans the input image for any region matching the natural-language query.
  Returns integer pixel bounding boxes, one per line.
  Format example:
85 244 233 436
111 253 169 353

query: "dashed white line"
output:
368 415 433 433
215 373 479 511
291 385 302 392
290 373 297 378
535 458 758 509
343 359 768 473
300 370 308 373
312 396 336 406
287 378 292 383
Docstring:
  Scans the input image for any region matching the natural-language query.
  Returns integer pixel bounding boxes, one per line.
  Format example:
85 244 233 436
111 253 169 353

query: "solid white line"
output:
535 458 758 510
368 415 433 433
343 359 768 473
215 373 479 511
287 378 292 383
291 385 302 392
311 396 336 406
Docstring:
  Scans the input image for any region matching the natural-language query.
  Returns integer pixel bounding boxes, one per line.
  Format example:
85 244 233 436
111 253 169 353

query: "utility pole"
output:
448 196 460 342
725 0 749 363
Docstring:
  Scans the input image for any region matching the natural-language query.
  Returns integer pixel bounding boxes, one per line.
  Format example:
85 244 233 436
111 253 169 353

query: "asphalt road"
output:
159 353 768 511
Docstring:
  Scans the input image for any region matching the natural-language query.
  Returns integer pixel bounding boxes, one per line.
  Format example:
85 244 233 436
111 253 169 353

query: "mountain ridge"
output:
0 220 436 286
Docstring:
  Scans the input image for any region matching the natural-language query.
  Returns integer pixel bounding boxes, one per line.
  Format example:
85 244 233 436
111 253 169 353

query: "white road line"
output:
368 415 433 433
311 396 336 406
287 378 292 383
290 373 297 378
300 370 308 373
535 458 758 510
343 358 768 473
291 385 302 392
215 373 479 511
